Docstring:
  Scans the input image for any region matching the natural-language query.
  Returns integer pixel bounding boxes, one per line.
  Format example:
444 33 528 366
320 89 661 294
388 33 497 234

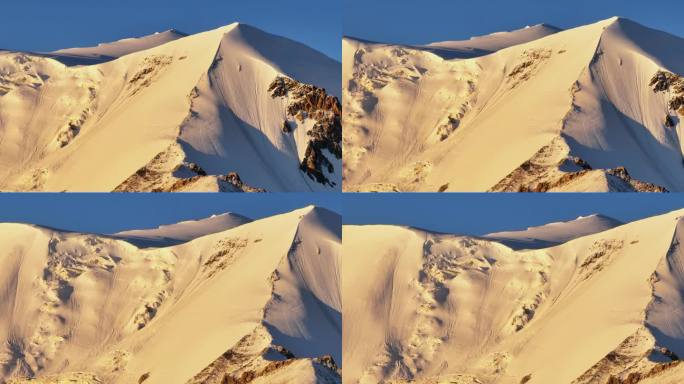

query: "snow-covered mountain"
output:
113 212 252 247
484 213 623 249
50 29 189 65
343 209 684 383
0 206 341 384
343 17 684 192
0 23 341 192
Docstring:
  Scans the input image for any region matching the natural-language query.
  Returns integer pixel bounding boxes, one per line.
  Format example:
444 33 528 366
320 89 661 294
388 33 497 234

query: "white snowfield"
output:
0 206 341 384
343 17 684 192
484 213 623 249
0 23 341 192
113 212 252 247
343 208 684 384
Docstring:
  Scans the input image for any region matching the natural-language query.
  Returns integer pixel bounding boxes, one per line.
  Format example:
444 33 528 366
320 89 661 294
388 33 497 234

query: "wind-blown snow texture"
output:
0 206 341 384
0 24 341 192
343 17 684 192
343 209 684 384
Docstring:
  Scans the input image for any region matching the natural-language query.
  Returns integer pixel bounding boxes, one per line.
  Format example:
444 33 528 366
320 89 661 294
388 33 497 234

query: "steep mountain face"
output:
343 17 684 192
0 206 341 384
343 209 684 383
0 23 341 192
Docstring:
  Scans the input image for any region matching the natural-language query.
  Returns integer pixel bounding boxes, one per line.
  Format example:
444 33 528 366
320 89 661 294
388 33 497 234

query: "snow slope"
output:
343 17 684 192
0 206 341 384
113 212 252 247
425 24 562 59
484 213 623 249
50 30 188 65
0 23 341 192
343 208 684 383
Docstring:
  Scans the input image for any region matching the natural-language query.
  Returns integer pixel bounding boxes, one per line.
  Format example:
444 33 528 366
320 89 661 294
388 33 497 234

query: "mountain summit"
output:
0 206 341 383
344 208 684 383
0 23 341 192
343 17 684 192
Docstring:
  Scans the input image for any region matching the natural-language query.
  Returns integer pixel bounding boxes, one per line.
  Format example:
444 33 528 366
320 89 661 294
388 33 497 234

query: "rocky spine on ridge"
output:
268 76 342 187
651 70 684 117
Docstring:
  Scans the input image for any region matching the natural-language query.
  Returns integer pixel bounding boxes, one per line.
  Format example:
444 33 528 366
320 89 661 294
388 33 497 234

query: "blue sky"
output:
0 0 341 60
0 194 340 234
344 0 684 44
343 194 684 235
1 193 681 236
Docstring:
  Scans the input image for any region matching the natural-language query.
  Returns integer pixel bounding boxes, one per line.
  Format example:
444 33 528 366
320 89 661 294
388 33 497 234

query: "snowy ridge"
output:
49 29 189 65
343 17 684 192
0 23 341 192
484 213 623 249
425 23 562 59
0 206 341 384
343 209 684 383
113 212 252 247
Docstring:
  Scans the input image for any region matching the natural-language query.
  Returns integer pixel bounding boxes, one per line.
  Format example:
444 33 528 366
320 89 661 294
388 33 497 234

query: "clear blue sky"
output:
0 0 341 60
343 194 684 235
344 0 684 44
0 194 340 234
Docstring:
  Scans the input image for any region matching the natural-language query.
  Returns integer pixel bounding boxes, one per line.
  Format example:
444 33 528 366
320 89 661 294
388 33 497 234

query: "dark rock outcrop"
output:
269 76 341 187
220 172 266 193
651 70 684 116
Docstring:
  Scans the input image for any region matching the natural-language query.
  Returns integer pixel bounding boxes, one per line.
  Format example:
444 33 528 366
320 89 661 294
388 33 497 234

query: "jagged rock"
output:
56 122 81 148
436 115 460 141
267 77 289 97
268 76 341 186
300 142 336 186
272 345 295 359
294 110 307 121
185 162 207 176
665 114 675 128
569 156 593 170
313 355 339 372
657 346 680 361
138 372 150 383
220 172 266 193
281 120 292 133
651 70 684 115
650 70 683 93
225 172 242 186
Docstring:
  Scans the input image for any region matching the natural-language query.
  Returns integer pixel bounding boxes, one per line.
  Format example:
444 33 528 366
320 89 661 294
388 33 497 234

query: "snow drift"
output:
0 24 341 192
343 17 684 192
343 208 684 383
0 206 341 384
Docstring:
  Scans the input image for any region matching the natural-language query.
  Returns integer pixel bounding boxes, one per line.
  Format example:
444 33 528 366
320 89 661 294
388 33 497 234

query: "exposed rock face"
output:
651 70 684 116
127 55 174 96
185 162 207 176
435 115 460 141
187 326 340 384
268 76 341 186
605 167 668 192
281 120 292 133
665 115 675 128
490 138 668 192
507 49 553 88
222 172 266 193
113 143 266 192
